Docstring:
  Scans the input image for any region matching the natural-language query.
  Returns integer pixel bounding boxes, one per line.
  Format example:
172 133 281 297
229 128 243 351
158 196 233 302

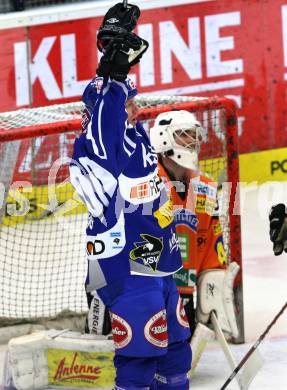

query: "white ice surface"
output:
0 183 287 389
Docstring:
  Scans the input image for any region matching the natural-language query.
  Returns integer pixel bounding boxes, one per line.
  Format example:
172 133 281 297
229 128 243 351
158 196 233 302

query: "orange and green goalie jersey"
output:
158 162 227 295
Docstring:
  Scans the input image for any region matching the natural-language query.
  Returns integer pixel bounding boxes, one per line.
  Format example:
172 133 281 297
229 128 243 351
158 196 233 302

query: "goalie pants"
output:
97 275 191 389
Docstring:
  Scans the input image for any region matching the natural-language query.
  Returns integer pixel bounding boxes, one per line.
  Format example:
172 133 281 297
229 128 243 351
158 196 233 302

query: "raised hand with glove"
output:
96 1 149 81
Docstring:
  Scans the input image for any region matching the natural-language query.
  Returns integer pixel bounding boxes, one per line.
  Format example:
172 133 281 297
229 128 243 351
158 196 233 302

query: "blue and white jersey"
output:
70 77 182 290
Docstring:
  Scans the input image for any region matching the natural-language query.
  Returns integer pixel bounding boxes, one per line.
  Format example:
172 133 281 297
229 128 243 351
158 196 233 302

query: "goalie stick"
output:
211 312 263 390
220 301 287 389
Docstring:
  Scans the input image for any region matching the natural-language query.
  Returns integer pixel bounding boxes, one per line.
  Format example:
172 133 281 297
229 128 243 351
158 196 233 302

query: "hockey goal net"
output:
0 96 243 341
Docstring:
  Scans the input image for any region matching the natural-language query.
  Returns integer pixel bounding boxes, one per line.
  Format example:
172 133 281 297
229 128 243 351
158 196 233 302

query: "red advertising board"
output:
0 0 287 153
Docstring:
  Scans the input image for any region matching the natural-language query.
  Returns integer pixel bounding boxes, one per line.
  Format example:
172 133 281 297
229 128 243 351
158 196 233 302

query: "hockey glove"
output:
269 203 287 255
97 32 149 81
97 2 140 52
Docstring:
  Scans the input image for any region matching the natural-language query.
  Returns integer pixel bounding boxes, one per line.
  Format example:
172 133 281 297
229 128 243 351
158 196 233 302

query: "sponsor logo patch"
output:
86 240 105 256
173 268 196 288
174 208 198 232
215 236 227 265
197 229 207 252
169 231 180 253
153 199 174 228
52 352 101 382
176 297 190 328
193 182 217 199
111 313 132 349
176 233 189 262
130 175 162 200
195 196 216 215
144 309 168 348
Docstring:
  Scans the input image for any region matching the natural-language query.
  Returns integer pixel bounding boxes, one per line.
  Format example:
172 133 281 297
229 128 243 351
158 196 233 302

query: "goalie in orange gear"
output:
149 110 239 340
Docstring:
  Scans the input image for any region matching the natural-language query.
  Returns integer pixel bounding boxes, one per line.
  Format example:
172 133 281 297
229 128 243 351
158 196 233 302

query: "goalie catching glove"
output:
269 203 287 256
97 32 149 81
196 262 240 339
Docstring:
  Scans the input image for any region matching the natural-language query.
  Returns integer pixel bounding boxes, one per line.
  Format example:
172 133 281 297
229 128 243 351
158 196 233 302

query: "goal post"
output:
0 96 244 343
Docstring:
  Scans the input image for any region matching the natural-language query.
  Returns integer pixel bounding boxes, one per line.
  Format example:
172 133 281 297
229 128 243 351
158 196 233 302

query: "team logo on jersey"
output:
111 313 132 349
81 108 90 132
173 208 198 232
129 234 163 271
144 309 168 348
176 297 190 328
92 77 104 93
126 77 137 91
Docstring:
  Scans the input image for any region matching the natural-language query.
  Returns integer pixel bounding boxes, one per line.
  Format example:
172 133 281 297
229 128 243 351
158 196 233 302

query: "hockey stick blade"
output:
220 301 287 389
211 312 263 390
189 322 215 377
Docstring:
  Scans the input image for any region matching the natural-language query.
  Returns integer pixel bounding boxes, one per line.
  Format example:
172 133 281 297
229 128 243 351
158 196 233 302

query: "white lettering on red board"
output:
282 5 287 80
14 34 90 106
205 12 243 77
13 11 244 107
159 18 202 83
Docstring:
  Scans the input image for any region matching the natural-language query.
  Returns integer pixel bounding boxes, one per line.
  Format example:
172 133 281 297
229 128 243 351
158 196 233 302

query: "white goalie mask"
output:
150 110 204 170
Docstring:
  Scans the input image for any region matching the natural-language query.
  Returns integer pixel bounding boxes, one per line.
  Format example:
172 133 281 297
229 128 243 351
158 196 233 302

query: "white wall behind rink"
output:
0 0 215 29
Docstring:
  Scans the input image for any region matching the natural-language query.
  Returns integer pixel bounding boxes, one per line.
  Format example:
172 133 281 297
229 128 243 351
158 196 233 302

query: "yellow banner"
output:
239 147 287 184
2 182 86 227
47 349 115 388
2 147 286 228
200 147 287 184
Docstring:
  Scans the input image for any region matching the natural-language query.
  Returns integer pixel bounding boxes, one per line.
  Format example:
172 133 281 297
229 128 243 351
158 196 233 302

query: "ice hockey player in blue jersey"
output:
69 2 191 389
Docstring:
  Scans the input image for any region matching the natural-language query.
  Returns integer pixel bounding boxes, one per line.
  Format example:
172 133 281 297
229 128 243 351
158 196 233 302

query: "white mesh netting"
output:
0 95 238 326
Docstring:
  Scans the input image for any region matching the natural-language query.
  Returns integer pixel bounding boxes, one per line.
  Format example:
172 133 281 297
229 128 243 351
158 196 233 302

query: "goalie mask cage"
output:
0 96 244 343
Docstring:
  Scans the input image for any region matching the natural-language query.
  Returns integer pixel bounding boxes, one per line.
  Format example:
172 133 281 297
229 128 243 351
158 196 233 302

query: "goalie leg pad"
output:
196 262 239 338
189 322 215 377
6 330 114 390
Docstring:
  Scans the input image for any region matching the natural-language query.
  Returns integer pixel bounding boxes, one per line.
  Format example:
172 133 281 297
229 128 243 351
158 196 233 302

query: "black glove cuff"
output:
269 203 287 242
